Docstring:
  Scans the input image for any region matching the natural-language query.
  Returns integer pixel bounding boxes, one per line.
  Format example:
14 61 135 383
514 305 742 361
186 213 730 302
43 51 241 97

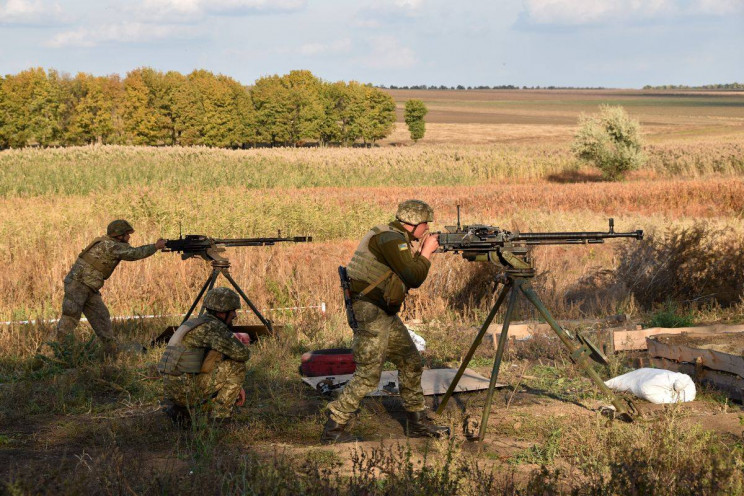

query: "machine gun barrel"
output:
436 218 643 254
164 233 312 260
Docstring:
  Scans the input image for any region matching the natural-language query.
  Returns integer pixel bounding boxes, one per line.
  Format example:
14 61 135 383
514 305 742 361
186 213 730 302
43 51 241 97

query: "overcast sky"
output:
0 0 742 88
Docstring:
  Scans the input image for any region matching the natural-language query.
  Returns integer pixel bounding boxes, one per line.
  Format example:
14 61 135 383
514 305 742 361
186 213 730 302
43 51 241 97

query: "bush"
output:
572 105 646 180
404 99 428 142
615 223 744 309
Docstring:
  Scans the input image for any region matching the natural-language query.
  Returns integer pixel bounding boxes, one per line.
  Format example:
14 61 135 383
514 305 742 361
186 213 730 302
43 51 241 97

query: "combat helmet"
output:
107 219 134 237
203 287 241 313
396 200 434 225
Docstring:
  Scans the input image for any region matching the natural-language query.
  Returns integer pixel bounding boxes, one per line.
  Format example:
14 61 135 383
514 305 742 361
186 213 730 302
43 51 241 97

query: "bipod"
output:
181 258 273 333
435 260 636 441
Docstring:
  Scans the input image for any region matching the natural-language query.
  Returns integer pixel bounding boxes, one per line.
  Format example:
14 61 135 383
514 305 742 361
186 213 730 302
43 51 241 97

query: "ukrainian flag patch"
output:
398 243 409 251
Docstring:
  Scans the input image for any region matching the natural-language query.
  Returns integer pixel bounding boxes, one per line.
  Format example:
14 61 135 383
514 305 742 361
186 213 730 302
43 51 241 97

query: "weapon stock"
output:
338 266 358 331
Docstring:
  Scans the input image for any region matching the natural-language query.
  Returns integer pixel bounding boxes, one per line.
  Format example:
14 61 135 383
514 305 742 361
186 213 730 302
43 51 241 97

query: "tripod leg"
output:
181 269 220 325
222 271 274 333
519 283 635 420
436 281 511 415
478 278 522 441
198 270 220 316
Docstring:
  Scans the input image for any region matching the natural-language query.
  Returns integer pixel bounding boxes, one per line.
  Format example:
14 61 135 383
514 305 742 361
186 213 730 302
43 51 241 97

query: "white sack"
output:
407 328 426 352
604 367 696 404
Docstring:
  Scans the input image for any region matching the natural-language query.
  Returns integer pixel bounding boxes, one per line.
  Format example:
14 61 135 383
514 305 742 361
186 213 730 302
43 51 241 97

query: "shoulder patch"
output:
398 243 409 251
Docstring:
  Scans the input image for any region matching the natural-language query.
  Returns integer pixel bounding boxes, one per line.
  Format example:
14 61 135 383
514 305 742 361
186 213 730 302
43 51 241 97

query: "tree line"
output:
0 68 398 149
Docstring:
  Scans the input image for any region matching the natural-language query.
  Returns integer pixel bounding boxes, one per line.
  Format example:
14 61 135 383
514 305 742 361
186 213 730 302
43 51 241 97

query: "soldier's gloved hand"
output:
421 233 440 259
155 239 166 250
235 388 246 407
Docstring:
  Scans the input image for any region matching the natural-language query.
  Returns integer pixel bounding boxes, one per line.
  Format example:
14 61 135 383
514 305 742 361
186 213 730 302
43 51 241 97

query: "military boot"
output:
320 416 357 444
405 410 450 438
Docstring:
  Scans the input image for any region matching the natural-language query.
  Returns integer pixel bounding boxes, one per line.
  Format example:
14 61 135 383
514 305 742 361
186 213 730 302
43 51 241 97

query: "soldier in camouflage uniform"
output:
56 220 166 351
323 200 450 444
159 287 250 423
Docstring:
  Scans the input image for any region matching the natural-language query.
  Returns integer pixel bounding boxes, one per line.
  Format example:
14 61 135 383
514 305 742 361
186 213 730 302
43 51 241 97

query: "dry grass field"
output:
2 89 744 494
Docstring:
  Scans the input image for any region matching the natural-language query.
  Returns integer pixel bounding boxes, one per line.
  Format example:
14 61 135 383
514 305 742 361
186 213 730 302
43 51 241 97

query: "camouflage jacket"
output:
180 314 251 363
349 220 431 314
64 236 158 291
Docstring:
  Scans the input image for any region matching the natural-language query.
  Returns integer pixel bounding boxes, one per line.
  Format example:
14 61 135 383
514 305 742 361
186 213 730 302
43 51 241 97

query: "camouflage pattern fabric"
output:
395 199 434 225
162 314 250 419
164 358 247 418
55 279 115 345
65 236 157 291
327 299 425 424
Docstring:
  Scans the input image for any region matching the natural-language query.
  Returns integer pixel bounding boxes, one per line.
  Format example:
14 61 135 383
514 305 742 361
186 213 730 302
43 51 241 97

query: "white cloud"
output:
522 0 743 25
0 0 63 25
392 0 424 9
299 38 352 56
359 35 417 69
45 22 196 48
137 0 305 21
691 0 744 15
523 0 674 25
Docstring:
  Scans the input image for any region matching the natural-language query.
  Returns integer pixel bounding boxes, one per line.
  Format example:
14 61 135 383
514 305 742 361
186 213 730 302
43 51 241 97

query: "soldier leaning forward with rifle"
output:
323 200 450 444
56 220 166 353
158 287 250 424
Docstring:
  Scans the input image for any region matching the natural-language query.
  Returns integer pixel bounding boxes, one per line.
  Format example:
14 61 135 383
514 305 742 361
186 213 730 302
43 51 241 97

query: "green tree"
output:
65 73 124 145
572 105 646 181
358 86 396 145
0 68 64 147
251 74 290 145
122 67 175 145
404 99 428 142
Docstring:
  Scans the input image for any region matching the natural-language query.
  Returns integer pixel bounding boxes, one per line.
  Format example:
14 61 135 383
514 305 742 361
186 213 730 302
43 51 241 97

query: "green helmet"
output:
203 287 241 313
396 200 434 225
107 219 134 237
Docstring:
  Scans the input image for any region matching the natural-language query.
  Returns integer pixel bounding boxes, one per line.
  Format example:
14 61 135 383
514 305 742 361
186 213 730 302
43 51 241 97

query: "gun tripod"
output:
435 256 637 441
181 258 273 332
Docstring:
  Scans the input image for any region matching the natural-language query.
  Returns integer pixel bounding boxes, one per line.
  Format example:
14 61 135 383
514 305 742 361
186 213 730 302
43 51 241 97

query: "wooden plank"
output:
614 324 744 351
650 357 744 403
647 333 744 378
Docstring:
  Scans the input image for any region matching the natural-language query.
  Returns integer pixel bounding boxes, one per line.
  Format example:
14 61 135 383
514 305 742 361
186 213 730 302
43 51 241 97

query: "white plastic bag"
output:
407 328 426 352
604 368 696 404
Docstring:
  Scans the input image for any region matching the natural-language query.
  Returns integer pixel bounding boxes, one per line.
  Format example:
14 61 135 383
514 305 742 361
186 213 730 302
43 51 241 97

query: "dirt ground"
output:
3 359 742 482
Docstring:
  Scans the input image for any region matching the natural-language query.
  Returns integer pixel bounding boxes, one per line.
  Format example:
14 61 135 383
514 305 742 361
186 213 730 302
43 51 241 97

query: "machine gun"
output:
165 233 312 262
434 207 643 440
164 231 312 333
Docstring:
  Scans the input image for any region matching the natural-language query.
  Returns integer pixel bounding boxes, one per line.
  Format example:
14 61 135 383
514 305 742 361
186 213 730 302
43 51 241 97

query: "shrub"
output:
615 223 744 309
404 99 428 142
572 105 646 180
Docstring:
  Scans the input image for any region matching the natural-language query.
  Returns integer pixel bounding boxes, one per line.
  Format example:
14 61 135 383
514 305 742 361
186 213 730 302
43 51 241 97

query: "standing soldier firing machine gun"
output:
435 208 644 441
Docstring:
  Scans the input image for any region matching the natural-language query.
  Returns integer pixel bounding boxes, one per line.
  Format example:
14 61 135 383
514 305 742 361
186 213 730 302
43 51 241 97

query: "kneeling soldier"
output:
159 287 250 423
323 199 450 443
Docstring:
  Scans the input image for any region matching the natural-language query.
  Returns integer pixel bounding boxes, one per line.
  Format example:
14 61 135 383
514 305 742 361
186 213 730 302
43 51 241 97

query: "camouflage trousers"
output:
56 279 115 346
327 299 425 425
163 359 246 419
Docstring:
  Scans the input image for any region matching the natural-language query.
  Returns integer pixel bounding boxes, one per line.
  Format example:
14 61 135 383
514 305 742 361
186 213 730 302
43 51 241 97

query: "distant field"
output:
385 89 744 144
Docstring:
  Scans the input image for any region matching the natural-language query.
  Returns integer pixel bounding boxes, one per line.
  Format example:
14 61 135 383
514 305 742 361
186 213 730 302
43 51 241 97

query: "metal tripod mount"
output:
179 246 273 332
435 245 637 441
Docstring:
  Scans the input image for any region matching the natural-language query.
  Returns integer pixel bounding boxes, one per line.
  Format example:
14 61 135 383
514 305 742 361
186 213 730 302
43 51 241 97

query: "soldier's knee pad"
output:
61 298 83 317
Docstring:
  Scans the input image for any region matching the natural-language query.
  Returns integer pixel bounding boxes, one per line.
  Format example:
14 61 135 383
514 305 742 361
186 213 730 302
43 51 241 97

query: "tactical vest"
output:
77 236 120 280
346 224 410 306
157 316 211 376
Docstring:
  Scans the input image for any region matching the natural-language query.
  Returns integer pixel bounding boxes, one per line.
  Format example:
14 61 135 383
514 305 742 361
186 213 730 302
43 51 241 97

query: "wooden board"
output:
647 332 744 378
650 357 744 403
614 325 744 351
